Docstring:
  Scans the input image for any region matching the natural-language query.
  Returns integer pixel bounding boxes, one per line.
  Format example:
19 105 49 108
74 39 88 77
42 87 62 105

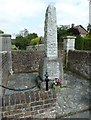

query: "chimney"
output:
71 24 75 28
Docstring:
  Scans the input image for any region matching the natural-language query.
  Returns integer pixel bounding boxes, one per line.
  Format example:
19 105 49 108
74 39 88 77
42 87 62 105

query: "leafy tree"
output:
57 25 71 43
24 33 38 46
14 29 38 50
87 24 91 33
31 37 40 45
19 28 29 37
25 33 38 41
0 30 4 34
15 35 27 50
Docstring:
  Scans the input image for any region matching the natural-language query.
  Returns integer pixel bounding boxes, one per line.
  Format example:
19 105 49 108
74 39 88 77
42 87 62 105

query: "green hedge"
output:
75 36 84 50
83 38 91 50
75 36 91 50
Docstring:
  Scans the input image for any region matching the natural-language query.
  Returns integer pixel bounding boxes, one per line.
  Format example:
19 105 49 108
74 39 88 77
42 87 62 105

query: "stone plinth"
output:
39 58 63 80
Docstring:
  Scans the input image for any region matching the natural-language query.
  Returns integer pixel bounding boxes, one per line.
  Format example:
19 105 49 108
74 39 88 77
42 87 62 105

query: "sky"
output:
0 0 89 38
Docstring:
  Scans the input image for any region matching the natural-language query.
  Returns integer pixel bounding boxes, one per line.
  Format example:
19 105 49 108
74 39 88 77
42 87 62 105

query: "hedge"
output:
75 36 91 50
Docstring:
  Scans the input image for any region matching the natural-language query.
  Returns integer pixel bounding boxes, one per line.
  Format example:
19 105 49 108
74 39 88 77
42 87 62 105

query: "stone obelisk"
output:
39 4 63 82
44 5 58 59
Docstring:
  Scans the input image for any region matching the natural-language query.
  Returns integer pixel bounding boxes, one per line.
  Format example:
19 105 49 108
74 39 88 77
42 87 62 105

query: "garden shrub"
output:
75 35 84 50
83 38 91 50
75 35 91 50
12 45 18 50
31 37 40 45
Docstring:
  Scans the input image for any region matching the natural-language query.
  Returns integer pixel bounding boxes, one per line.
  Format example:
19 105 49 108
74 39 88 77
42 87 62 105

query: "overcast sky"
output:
0 0 89 38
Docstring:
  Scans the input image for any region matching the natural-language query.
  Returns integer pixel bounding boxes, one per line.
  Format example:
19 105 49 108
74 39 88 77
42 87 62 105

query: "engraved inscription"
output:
47 61 60 79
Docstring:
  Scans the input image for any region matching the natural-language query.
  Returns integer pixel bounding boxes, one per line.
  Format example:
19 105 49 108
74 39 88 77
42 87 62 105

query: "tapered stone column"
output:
39 5 63 84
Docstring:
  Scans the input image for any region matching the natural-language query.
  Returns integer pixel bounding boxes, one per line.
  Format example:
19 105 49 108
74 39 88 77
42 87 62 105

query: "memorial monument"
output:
39 4 63 88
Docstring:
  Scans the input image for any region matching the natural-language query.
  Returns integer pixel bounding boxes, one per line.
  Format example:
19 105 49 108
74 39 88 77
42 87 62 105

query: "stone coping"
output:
0 34 11 37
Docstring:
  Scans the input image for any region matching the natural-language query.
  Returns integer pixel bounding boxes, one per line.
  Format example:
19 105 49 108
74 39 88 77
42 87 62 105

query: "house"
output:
68 24 88 37
75 25 88 37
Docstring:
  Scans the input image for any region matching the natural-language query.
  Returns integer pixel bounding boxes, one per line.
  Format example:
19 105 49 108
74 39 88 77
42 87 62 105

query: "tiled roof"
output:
74 25 88 35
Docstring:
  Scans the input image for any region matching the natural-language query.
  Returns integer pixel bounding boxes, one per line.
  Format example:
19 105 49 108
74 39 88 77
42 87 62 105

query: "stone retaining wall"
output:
12 50 65 73
1 33 90 82
68 50 91 80
12 51 46 73
12 50 91 80
0 90 56 119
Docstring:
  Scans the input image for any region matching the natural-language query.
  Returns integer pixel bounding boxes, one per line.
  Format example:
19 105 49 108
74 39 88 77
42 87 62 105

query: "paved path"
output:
56 71 91 119
5 71 91 119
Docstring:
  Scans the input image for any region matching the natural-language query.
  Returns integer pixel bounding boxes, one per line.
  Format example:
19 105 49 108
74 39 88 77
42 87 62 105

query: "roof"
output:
74 25 88 35
68 27 80 35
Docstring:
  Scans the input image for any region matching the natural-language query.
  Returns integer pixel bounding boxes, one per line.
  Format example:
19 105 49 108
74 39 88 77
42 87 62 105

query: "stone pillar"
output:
0 34 12 96
1 34 13 74
89 0 91 25
64 36 76 53
39 5 63 88
44 5 58 60
64 36 76 67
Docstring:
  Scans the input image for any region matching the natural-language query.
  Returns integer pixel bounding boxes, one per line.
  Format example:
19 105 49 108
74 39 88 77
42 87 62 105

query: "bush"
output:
75 36 84 50
75 35 91 50
31 37 40 45
83 38 91 50
15 35 27 50
12 45 18 50
14 32 38 50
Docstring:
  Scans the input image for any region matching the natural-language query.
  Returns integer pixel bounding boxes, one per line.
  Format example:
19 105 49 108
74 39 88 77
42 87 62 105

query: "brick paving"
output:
5 71 91 119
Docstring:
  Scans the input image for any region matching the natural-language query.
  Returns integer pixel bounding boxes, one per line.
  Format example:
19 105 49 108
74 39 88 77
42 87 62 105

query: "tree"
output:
19 28 29 37
0 30 4 34
87 24 91 33
14 29 38 50
31 37 40 45
15 35 27 50
25 33 38 40
57 25 71 42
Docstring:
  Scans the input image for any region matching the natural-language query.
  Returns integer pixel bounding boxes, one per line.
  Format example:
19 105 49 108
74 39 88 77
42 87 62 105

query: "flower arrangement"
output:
52 78 62 91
